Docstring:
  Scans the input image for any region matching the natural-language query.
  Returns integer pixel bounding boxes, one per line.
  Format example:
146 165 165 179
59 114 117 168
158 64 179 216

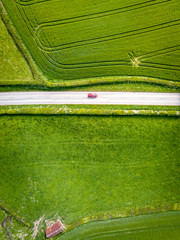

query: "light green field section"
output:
59 211 180 240
1 0 180 83
0 16 33 83
0 115 179 238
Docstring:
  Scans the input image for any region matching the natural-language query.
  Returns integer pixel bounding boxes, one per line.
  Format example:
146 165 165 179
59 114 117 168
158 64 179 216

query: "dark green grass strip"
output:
0 75 180 89
0 81 180 93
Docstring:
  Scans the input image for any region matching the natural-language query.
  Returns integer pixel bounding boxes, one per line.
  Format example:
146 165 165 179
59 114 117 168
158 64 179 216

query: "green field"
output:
0 0 180 238
59 211 180 240
1 0 180 85
0 114 179 238
0 16 33 84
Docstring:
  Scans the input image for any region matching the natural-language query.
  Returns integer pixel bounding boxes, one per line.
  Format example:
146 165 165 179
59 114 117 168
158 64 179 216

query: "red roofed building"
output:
46 220 64 238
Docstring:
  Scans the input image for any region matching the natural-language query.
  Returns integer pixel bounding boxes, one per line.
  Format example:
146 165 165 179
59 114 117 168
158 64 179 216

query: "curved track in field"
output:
2 0 179 82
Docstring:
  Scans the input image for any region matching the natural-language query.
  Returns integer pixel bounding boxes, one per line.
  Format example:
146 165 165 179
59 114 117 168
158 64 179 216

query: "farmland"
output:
0 0 180 239
0 114 179 238
59 211 180 240
0 0 180 88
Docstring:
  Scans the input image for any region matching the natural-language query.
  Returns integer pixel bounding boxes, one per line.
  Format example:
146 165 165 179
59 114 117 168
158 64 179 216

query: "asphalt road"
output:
0 92 180 106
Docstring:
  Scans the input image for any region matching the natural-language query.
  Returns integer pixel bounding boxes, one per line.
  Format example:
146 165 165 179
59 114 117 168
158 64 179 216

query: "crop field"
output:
1 0 180 84
0 114 179 238
59 211 180 240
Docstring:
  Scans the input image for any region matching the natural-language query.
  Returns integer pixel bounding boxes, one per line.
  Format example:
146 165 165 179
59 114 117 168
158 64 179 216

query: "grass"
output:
0 81 180 92
0 104 180 112
54 82 180 92
59 211 180 240
0 0 179 238
1 0 180 88
0 14 33 84
0 114 179 238
0 208 32 240
0 105 180 117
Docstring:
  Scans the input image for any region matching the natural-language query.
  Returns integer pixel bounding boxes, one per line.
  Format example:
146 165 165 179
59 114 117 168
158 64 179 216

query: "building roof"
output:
46 220 64 238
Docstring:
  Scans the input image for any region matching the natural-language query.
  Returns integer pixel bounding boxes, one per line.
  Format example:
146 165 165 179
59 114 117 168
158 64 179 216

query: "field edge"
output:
0 201 32 228
0 106 180 117
64 204 180 233
1 200 179 237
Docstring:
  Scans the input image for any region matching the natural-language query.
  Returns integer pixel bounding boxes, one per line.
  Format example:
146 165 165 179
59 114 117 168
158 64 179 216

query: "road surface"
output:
0 92 180 106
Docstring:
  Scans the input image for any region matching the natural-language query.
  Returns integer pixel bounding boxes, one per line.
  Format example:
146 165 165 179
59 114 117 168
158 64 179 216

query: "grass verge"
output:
0 105 180 117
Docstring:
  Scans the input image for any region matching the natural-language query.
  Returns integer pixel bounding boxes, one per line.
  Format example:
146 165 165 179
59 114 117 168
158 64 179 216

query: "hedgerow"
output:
0 107 179 117
66 203 180 232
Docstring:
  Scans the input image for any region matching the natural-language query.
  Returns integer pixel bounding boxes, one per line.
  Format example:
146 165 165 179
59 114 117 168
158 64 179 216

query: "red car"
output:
88 93 98 98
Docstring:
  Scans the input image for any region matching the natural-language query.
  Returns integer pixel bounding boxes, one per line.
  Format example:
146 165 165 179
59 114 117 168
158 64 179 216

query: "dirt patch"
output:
129 52 141 67
32 216 44 239
16 230 28 240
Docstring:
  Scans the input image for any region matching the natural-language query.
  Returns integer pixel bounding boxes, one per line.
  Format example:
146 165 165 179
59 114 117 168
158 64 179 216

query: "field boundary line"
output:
0 200 179 235
0 107 179 117
0 76 180 89
29 76 180 88
64 204 180 233
0 200 32 228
